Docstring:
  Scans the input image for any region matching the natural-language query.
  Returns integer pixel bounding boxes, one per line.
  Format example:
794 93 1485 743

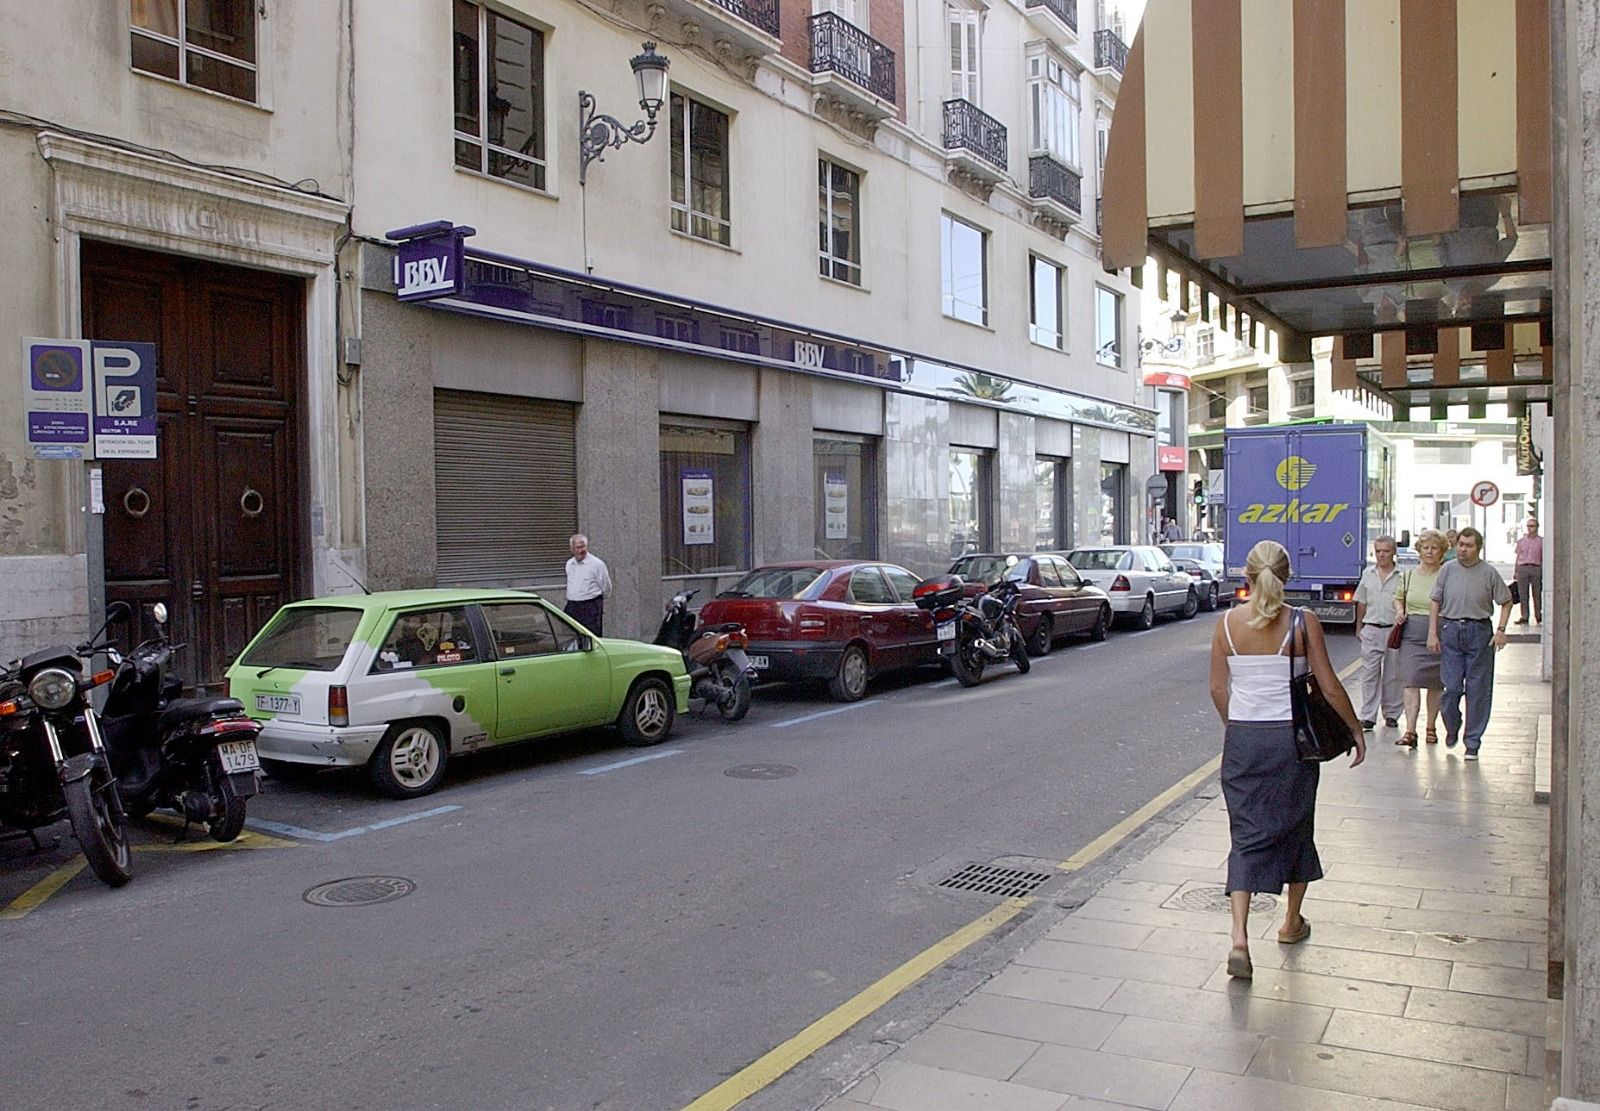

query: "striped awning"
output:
1101 0 1553 406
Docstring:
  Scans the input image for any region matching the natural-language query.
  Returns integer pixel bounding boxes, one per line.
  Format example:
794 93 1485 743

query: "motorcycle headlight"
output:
28 668 78 711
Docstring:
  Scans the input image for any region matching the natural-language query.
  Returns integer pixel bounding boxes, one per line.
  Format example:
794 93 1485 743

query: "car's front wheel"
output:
369 721 449 799
828 644 870 702
1027 614 1054 657
619 677 676 745
1090 603 1111 641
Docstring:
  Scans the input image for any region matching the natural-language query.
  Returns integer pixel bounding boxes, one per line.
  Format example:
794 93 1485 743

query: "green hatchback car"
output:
225 590 691 798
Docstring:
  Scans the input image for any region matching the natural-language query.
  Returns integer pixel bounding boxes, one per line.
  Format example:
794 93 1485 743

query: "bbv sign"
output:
394 251 459 300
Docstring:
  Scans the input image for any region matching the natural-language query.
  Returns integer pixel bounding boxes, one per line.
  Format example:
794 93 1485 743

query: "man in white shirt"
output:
1353 535 1404 731
564 533 612 636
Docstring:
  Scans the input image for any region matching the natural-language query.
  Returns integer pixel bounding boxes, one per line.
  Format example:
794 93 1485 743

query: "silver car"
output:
1063 546 1198 629
1160 542 1232 608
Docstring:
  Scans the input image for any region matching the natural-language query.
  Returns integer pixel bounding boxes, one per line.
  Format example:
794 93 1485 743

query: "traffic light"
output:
1192 479 1205 506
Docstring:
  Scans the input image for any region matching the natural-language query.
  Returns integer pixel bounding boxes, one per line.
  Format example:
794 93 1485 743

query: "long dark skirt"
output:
1222 720 1323 893
1398 617 1443 690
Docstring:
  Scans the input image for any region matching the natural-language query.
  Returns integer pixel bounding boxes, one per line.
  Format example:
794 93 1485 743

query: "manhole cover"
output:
1164 885 1276 914
724 764 797 779
303 876 416 908
937 863 1055 899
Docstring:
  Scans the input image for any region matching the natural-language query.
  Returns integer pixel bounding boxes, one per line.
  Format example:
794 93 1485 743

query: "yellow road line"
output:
0 859 87 920
679 897 1032 1111
1059 756 1222 872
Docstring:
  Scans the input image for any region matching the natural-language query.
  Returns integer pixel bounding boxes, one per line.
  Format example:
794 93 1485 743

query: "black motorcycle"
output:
97 604 262 842
913 574 1031 688
653 590 754 721
0 631 132 886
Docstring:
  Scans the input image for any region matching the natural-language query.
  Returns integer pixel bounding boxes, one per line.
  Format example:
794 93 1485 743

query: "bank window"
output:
1030 256 1065 350
1035 456 1071 551
819 159 862 285
453 1 547 191
1027 48 1080 166
1095 286 1122 367
942 214 988 326
130 0 257 102
671 92 732 246
815 436 879 560
949 448 994 558
661 421 752 575
374 608 479 672
1100 462 1127 545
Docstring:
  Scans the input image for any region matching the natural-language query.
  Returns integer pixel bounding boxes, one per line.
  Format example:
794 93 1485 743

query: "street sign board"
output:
91 342 158 458
387 221 476 302
1470 480 1500 508
23 338 160 460
23 338 91 458
1144 474 1168 495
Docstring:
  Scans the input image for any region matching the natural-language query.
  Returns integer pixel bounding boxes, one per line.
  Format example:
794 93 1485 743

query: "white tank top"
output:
1224 611 1307 722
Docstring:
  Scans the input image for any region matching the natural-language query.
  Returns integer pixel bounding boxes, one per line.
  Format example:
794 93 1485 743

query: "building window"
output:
719 326 761 355
581 301 632 331
1204 447 1224 471
1035 456 1071 551
1413 440 1475 466
1194 328 1215 362
1095 286 1122 367
1029 256 1065 350
949 448 994 557
656 315 698 343
815 0 868 31
818 159 862 285
942 214 988 326
815 436 878 559
670 92 732 246
1099 462 1127 544
130 0 258 102
1207 389 1227 421
1095 120 1111 195
1028 48 1081 166
453 1 546 190
949 7 981 102
1292 377 1315 408
1247 384 1269 416
660 421 752 575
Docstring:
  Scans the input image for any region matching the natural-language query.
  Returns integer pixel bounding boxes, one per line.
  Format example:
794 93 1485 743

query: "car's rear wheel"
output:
1027 614 1054 657
828 645 870 702
369 721 449 799
1202 583 1219 612
1181 588 1199 619
1132 596 1156 630
1090 604 1111 641
619 677 675 745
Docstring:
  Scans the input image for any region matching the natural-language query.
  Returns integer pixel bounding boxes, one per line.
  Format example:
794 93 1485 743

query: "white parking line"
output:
770 700 883 728
579 748 684 775
245 804 462 842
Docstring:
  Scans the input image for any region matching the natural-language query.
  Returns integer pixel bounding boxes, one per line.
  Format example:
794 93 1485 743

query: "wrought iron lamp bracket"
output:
578 91 659 185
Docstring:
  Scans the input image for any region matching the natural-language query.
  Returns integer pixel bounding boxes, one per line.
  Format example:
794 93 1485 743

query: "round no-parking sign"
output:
1470 480 1500 508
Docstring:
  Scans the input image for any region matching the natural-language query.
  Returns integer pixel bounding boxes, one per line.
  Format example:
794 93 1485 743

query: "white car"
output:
1063 546 1199 629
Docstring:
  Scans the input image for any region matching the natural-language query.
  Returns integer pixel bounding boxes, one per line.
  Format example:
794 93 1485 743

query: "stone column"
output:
752 368 815 565
997 412 1038 552
1070 424 1104 547
883 393 950 577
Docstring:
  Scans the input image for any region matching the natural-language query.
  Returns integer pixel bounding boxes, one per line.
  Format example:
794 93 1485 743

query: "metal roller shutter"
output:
434 389 578 585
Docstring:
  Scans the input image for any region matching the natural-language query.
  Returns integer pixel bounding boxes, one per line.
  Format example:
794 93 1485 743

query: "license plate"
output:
748 655 769 670
937 620 956 641
217 739 261 773
255 693 300 715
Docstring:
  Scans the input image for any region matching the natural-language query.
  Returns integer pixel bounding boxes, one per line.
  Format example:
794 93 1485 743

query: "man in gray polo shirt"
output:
1427 527 1513 760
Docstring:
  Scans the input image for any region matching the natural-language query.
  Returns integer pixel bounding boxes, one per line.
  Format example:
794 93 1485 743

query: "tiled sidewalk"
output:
826 643 1552 1111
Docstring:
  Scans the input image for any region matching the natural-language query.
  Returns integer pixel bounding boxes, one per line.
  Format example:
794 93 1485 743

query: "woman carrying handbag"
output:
1208 540 1366 980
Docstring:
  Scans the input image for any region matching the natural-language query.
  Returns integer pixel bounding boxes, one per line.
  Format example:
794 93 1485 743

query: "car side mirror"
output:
578 635 594 652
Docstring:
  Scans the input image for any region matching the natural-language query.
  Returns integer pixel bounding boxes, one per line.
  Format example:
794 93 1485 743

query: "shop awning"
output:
1101 0 1553 410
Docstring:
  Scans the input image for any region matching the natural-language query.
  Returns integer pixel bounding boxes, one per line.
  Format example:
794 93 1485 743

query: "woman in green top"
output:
1393 529 1448 746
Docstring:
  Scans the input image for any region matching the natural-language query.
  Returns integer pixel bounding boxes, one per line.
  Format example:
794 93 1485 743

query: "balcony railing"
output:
943 99 1008 173
707 0 780 38
1029 153 1082 213
1095 28 1128 74
809 12 897 104
1025 0 1077 33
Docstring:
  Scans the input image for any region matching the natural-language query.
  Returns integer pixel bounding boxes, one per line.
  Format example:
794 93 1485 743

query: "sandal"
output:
1226 946 1254 980
1277 917 1312 945
1425 727 1439 745
1397 732 1418 748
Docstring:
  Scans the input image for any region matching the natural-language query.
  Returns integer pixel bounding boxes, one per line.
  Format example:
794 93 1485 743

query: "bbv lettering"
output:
794 341 826 370
399 256 451 293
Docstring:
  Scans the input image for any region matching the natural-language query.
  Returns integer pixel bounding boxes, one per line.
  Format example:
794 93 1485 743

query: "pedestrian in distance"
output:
1428 527 1514 760
1353 535 1404 732
1393 529 1448 747
1162 516 1183 542
1514 517 1544 625
1443 528 1460 561
1209 540 1365 981
563 533 612 637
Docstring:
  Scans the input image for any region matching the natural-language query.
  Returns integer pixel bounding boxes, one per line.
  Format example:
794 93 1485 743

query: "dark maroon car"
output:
947 554 1112 655
695 562 941 702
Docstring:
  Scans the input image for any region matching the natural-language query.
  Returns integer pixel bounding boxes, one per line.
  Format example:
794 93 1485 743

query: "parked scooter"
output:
653 590 755 720
96 603 262 842
0 628 132 886
913 574 1031 688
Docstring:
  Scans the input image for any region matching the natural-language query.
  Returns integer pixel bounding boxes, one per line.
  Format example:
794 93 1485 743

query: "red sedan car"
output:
948 553 1113 655
695 562 941 702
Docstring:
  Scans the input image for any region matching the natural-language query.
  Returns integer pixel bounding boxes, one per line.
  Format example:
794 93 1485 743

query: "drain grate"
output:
724 764 798 779
303 876 416 908
1163 885 1276 914
937 863 1055 900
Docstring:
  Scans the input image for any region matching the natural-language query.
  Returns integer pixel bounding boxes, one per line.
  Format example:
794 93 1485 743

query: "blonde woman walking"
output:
1393 529 1448 747
1209 540 1365 980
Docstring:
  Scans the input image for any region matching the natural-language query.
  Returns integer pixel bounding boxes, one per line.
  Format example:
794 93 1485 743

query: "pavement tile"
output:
851 1059 1069 1111
1200 964 1413 1015
824 1100 877 1110
1145 844 1229 870
1246 1037 1508 1111
983 966 1123 1010
1139 925 1286 967
1321 1009 1529 1072
1266 920 1419 957
1011 1043 1192 1109
1072 896 1234 937
1016 940 1216 989
1404 986 1547 1037
1167 1067 1451 1111
895 1022 1042 1081
1114 859 1228 887
1098 1013 1263 1074
1448 963 1548 1002
1289 895 1395 929
1381 907 1546 945
1301 878 1423 908
1507 1074 1546 1111
1100 979 1333 1043
943 992 1121 1050
1096 878 1184 905
1416 890 1546 919
1276 945 1453 989
1320 863 1514 896
1060 1100 1153 1111
1411 934 1534 970
1044 915 1155 950
1509 875 1549 899
1524 1036 1544 1077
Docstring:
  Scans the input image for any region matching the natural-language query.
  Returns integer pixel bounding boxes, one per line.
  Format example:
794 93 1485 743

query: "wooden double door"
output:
81 242 305 692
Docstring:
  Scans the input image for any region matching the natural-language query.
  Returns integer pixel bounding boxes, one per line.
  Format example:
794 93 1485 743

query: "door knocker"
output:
239 486 266 519
122 485 151 519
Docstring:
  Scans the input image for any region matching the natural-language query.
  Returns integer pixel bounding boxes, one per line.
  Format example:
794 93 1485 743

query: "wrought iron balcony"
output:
706 0 780 38
943 99 1008 175
1029 153 1082 214
1026 0 1077 33
1095 28 1128 74
809 11 897 105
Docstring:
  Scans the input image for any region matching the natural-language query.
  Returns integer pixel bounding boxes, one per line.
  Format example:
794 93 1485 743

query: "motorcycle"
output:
96 603 262 842
653 590 754 721
0 621 132 886
913 574 1032 688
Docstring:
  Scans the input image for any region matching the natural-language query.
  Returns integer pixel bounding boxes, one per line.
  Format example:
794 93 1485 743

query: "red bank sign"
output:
1143 370 1191 391
1158 446 1186 471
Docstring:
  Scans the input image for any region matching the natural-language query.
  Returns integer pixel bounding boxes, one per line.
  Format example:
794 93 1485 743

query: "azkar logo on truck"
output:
1235 455 1352 524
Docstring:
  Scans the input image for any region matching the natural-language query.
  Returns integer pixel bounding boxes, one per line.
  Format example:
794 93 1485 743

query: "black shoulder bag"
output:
1289 608 1356 762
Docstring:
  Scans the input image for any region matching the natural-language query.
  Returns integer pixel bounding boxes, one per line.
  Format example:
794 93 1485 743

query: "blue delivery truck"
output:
1223 421 1396 626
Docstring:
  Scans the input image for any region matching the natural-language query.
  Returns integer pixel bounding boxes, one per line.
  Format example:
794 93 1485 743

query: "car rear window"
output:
1168 545 1206 560
721 567 826 598
239 606 362 672
950 556 1014 584
1066 550 1127 572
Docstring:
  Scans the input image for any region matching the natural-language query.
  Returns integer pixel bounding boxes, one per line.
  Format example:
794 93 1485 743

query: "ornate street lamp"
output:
578 42 671 185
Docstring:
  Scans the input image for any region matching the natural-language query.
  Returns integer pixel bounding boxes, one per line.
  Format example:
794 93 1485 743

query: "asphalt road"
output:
0 609 1359 1111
